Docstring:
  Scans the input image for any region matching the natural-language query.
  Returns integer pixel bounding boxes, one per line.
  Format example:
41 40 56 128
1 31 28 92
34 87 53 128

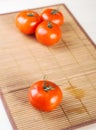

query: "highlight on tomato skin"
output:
35 20 62 46
41 8 64 26
28 80 63 112
15 10 42 35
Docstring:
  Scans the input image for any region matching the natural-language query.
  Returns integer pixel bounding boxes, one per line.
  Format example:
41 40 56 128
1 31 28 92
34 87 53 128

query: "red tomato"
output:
41 8 64 26
28 80 63 112
35 21 62 46
16 10 41 34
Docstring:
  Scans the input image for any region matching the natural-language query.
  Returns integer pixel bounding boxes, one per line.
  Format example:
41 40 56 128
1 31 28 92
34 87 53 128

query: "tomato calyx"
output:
47 21 53 28
27 13 35 17
51 9 58 15
43 80 54 92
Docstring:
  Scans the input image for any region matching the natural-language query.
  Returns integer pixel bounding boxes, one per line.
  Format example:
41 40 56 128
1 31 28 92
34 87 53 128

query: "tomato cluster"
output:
16 8 64 46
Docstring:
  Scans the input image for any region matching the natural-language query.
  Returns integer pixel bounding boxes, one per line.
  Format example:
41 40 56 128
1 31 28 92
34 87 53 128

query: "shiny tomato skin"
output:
28 80 63 112
35 21 62 46
41 8 64 26
16 10 41 34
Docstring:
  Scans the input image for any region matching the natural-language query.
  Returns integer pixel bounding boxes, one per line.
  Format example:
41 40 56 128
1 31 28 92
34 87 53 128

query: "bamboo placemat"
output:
0 4 96 130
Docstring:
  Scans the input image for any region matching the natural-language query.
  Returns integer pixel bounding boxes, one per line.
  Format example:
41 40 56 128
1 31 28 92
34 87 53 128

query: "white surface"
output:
66 0 96 45
0 98 13 130
0 0 96 130
76 123 96 130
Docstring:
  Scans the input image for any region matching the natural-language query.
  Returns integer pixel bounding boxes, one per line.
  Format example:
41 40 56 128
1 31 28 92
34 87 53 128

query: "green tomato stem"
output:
51 9 58 14
47 22 53 28
43 79 54 92
27 13 34 17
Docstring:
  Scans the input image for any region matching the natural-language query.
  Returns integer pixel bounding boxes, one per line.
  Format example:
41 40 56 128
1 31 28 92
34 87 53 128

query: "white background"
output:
0 0 96 130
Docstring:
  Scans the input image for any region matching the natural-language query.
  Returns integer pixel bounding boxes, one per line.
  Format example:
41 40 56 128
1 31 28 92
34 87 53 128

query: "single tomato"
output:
16 10 41 34
41 8 64 26
35 21 62 46
28 80 63 112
